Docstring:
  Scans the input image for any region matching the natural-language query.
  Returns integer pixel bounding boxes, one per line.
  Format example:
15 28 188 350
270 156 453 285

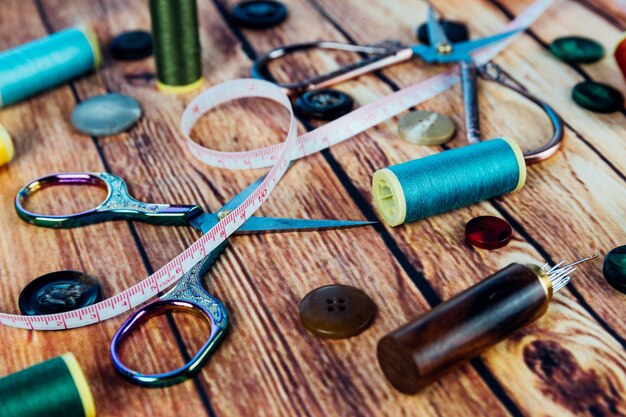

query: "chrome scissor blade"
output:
427 6 450 48
234 216 375 233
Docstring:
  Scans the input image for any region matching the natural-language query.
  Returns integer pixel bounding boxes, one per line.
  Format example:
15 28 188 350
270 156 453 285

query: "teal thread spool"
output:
149 0 203 93
0 353 95 417
0 27 100 107
372 138 526 226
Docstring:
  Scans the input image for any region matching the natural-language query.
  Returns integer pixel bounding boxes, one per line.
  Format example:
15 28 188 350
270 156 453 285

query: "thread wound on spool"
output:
0 27 100 108
372 138 526 226
0 124 14 166
0 353 95 417
150 0 203 92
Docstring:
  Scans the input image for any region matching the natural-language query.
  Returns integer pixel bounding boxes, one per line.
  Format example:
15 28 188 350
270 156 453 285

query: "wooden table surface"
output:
1 0 625 416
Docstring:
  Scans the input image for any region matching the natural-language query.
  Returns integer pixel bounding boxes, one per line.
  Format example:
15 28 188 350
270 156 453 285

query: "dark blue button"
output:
19 271 102 315
110 31 153 60
232 1 288 29
295 89 354 120
417 20 469 45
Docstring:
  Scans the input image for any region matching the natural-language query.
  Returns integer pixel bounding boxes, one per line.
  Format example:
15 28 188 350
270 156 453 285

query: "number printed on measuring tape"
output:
0 0 553 330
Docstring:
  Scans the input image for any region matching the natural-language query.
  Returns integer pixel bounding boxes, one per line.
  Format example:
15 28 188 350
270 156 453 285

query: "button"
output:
572 81 624 113
299 285 376 339
615 33 626 81
604 245 626 294
71 93 142 136
231 1 288 29
0 123 14 167
398 111 455 145
550 36 604 64
19 271 102 315
110 30 153 60
417 20 469 45
295 89 354 120
465 216 512 250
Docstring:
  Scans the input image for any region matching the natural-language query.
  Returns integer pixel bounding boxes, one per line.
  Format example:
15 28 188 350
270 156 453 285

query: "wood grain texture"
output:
0 0 624 416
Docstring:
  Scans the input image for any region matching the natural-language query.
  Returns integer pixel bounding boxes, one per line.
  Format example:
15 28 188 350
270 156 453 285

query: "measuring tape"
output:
0 0 552 330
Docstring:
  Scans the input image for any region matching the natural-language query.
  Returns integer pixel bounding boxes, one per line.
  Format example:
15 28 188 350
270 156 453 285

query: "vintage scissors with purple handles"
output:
15 171 372 387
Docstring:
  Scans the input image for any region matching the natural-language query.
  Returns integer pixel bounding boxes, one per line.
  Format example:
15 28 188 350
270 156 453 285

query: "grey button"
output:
71 93 142 136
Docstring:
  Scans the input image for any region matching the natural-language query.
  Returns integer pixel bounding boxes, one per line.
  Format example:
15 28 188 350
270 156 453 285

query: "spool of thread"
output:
372 138 526 226
614 32 626 82
0 353 95 417
149 0 203 93
0 123 14 166
0 27 100 107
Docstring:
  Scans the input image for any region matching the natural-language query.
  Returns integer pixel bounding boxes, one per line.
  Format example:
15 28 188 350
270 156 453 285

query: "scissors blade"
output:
426 6 450 48
235 216 375 233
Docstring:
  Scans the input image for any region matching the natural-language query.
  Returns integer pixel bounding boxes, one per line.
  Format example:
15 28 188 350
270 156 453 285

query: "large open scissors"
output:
15 171 373 387
251 7 563 164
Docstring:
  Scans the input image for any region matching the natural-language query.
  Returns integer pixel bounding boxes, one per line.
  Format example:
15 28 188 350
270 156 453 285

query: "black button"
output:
231 1 288 29
19 271 102 315
110 31 153 61
417 20 469 45
295 89 354 120
299 284 376 339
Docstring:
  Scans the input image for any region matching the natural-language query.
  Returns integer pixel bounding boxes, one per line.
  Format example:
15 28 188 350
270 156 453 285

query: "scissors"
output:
15 171 373 387
251 7 563 164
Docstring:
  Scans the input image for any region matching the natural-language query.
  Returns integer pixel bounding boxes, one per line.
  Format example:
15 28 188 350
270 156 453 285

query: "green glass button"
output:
604 245 626 294
572 81 624 113
550 36 605 64
398 111 455 145
299 284 376 339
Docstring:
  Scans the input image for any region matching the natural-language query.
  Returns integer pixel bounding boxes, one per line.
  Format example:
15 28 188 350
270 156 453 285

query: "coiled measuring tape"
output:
0 0 552 330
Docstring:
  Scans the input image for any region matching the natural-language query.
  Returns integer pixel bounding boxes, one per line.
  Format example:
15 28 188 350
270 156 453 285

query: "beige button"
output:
398 111 455 145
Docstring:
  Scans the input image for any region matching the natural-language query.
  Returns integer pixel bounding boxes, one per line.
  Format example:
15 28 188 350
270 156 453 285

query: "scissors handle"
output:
110 243 229 388
251 40 414 96
15 172 201 228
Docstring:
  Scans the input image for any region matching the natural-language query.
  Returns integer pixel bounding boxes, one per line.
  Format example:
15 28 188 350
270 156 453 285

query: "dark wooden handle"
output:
377 263 549 394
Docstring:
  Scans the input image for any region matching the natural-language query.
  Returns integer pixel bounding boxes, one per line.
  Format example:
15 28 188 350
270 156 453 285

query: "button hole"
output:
326 299 334 304
327 306 335 312
338 298 346 303
339 306 346 311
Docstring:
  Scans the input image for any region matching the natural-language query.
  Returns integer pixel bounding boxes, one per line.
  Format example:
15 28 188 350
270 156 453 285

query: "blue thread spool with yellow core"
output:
0 353 95 417
0 27 100 107
372 138 526 226
0 124 14 166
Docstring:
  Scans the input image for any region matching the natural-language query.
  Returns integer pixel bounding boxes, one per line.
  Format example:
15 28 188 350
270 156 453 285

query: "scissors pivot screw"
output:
217 210 232 221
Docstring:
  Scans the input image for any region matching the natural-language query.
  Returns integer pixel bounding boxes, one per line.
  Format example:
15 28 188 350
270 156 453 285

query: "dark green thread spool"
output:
149 0 203 93
0 353 95 417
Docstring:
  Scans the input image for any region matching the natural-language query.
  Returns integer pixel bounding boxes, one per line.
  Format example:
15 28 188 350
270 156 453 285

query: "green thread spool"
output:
0 353 95 417
372 138 526 226
149 0 203 93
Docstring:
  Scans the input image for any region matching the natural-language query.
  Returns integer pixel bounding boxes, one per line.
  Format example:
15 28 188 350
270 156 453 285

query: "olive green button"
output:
572 81 624 113
398 111 455 145
604 245 626 294
299 285 376 339
550 36 605 64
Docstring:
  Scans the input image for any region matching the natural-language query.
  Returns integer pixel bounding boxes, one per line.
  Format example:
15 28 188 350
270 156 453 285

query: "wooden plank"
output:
0 1 217 416
36 0 513 416
246 0 626 415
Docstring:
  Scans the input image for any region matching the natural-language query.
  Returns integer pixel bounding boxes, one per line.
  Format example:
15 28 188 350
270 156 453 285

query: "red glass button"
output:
465 216 512 250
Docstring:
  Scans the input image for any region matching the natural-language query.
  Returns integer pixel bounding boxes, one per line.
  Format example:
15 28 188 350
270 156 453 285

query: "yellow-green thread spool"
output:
0 124 14 166
372 138 526 226
149 0 204 93
0 353 95 417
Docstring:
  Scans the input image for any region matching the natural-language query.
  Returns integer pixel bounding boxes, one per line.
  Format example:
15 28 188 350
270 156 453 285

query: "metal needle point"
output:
542 254 599 292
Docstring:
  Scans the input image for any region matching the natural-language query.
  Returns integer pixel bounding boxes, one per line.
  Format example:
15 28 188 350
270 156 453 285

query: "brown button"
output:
299 285 376 339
